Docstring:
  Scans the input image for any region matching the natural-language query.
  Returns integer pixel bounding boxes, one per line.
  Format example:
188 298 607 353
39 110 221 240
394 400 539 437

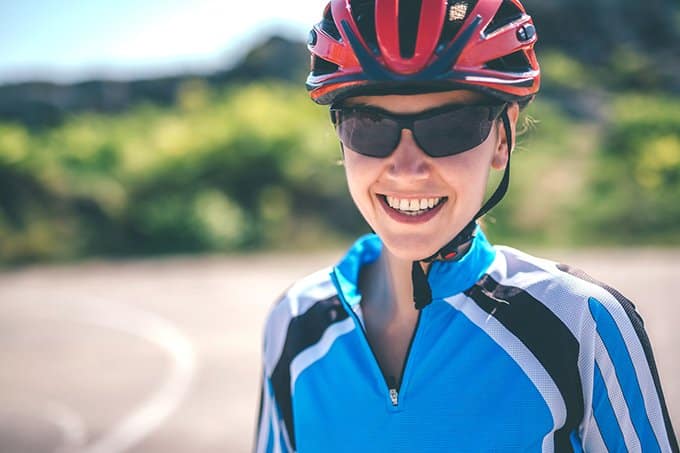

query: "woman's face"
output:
341 90 518 261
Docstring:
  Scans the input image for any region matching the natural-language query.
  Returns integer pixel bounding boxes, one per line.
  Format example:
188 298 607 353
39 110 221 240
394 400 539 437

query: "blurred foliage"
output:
576 95 680 244
0 81 364 263
0 39 679 263
490 53 680 246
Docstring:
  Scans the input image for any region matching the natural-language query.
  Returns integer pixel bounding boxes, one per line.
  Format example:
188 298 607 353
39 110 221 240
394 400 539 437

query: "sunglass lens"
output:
414 107 493 157
336 112 400 158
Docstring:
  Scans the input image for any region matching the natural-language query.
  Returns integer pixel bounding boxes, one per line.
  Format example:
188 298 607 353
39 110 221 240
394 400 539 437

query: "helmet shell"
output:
306 0 540 105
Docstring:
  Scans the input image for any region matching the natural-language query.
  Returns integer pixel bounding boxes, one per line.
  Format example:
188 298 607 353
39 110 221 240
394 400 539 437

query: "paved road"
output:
0 248 678 452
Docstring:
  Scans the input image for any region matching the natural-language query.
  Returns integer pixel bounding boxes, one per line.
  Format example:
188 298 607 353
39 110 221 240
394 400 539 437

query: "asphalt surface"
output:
0 248 678 452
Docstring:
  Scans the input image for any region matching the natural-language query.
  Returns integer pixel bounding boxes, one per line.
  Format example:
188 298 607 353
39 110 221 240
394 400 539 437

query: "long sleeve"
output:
579 294 678 452
254 292 298 453
254 370 291 453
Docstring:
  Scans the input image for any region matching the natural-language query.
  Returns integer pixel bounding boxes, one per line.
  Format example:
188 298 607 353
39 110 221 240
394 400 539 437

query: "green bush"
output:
577 94 680 242
0 81 365 264
1 81 679 265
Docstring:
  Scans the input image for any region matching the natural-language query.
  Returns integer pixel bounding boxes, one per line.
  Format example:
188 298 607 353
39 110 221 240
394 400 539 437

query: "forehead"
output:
344 90 488 113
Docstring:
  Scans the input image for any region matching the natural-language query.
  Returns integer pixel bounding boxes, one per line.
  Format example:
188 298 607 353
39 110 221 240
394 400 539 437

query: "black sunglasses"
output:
330 102 507 158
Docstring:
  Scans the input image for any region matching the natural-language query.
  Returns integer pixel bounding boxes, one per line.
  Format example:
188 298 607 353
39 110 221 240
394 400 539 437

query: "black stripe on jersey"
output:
465 274 584 453
270 295 349 451
557 263 679 452
255 374 264 448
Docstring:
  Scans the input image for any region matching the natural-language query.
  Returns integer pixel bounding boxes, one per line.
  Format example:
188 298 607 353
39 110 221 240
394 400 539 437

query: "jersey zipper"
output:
331 270 424 409
388 311 423 406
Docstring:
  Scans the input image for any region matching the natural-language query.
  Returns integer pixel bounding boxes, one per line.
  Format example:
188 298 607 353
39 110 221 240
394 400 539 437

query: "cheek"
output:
437 146 494 199
441 148 490 178
343 152 379 205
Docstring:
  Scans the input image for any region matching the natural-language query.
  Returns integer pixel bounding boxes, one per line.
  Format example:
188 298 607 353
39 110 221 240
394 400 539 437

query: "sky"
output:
0 0 326 84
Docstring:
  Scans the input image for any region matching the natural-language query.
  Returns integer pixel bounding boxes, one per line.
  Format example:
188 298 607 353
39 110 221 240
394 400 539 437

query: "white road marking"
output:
45 400 87 453
0 396 87 453
52 298 197 453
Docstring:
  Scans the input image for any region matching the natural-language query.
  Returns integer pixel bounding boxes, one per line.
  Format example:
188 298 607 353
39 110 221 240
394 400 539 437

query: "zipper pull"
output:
389 388 399 406
387 376 399 406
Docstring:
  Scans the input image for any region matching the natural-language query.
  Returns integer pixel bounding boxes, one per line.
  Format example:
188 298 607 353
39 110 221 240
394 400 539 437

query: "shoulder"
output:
483 245 641 339
267 266 338 321
261 266 343 375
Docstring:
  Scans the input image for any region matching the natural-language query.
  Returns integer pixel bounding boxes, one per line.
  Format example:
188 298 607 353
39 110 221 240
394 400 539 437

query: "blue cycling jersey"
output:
255 230 678 452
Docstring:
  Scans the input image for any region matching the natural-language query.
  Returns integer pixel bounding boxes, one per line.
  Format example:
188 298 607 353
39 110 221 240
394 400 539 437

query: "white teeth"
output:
385 195 443 213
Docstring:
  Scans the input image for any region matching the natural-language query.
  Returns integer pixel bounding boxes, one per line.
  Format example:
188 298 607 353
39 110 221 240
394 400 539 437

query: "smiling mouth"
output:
380 195 447 216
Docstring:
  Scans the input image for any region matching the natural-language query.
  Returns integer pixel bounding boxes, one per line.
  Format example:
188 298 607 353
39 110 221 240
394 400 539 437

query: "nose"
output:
385 129 431 181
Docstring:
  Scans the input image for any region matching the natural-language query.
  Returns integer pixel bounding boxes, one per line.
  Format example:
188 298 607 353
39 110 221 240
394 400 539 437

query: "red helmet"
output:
306 0 540 105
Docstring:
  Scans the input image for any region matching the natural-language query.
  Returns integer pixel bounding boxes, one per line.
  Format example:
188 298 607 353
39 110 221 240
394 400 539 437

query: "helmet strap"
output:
412 107 513 310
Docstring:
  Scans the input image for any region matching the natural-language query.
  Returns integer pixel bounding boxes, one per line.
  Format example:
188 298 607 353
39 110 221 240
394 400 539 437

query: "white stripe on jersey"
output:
256 378 293 453
594 332 642 452
488 248 589 341
256 378 272 453
593 296 670 451
270 386 282 453
487 248 600 438
583 414 609 452
263 267 336 376
290 317 356 392
445 293 566 453
266 397 293 453
279 415 293 453
490 246 673 452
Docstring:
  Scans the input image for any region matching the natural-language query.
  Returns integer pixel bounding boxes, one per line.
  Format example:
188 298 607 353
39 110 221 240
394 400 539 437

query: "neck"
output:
361 247 426 317
337 231 495 320
386 249 418 313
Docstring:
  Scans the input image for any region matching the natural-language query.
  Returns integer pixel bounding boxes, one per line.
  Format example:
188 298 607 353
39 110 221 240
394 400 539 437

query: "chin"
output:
375 218 476 262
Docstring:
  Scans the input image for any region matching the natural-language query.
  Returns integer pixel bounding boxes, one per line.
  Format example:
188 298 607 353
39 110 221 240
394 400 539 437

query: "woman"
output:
255 0 678 451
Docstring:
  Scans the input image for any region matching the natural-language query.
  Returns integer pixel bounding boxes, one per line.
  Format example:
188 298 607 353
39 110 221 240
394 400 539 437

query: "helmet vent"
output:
438 0 478 50
484 50 531 73
322 5 341 40
311 55 340 76
449 1 470 21
398 0 423 59
350 0 378 53
485 0 524 35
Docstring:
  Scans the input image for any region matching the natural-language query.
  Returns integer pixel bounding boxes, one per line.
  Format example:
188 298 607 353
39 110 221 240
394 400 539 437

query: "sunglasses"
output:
330 102 506 158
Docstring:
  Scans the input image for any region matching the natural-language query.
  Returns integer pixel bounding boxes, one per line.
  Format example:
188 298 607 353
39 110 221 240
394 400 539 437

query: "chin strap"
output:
412 107 513 310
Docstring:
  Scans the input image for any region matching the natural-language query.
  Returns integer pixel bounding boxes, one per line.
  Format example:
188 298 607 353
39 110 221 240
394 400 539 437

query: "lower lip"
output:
378 196 446 224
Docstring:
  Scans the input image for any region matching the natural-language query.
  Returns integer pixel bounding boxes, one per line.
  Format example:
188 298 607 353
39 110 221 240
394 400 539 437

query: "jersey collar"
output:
331 228 496 308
